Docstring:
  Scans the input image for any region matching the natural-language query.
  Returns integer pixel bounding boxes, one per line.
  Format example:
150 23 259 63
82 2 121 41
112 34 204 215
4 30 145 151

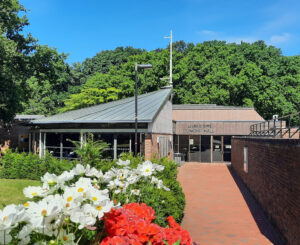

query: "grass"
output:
0 179 41 209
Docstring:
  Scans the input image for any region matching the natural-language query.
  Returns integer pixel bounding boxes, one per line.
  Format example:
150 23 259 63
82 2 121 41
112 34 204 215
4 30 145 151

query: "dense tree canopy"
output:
1 0 299 121
0 0 71 120
65 41 300 120
0 0 35 122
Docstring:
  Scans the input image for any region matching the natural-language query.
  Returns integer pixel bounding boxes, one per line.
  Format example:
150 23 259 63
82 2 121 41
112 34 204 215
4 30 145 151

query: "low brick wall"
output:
231 137 300 245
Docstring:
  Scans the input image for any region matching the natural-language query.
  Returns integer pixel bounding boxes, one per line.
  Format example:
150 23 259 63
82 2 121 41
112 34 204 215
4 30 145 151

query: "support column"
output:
199 135 201 162
33 133 36 154
210 135 213 163
221 136 224 162
113 134 117 160
80 132 84 148
60 134 63 161
43 132 46 155
29 133 32 153
39 132 42 158
129 135 132 153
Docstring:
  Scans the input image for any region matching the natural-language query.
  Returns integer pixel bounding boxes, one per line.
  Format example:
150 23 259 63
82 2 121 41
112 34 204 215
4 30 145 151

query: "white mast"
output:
164 30 173 87
169 30 172 87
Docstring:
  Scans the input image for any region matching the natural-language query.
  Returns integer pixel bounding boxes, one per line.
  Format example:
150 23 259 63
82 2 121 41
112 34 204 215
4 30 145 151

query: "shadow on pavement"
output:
227 166 286 245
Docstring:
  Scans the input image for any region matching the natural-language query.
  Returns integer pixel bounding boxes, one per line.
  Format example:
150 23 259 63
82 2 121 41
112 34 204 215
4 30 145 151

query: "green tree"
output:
21 45 72 115
65 40 300 120
61 87 120 112
0 0 36 122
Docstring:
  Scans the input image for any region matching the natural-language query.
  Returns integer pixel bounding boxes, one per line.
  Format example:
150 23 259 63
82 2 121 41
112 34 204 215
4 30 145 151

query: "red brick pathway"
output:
178 163 284 245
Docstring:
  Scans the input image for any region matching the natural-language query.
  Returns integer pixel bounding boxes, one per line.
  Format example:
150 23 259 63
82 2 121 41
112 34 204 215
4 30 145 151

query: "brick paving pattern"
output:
178 163 285 245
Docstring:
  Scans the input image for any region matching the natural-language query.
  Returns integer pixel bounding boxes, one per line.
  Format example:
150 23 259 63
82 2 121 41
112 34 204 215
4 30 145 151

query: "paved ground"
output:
177 163 285 245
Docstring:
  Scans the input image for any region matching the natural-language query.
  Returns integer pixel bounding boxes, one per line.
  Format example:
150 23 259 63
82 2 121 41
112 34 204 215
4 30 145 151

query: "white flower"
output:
18 224 33 239
130 189 140 196
19 235 30 245
127 171 140 184
23 186 45 198
116 159 130 166
26 196 62 230
62 188 81 214
41 173 58 186
74 177 93 199
137 161 154 176
153 163 165 172
18 224 32 244
58 171 74 183
0 204 18 230
88 188 109 204
69 206 96 229
59 230 75 245
0 229 12 244
151 177 170 191
85 199 113 219
85 166 100 178
73 164 85 175
107 180 117 190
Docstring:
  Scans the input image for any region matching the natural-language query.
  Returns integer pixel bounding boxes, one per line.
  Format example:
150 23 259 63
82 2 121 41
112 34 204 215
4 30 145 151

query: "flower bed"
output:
101 203 191 245
0 158 189 244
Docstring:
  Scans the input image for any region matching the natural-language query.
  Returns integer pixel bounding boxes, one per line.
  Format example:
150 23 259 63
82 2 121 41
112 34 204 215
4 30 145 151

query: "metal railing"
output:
250 111 300 139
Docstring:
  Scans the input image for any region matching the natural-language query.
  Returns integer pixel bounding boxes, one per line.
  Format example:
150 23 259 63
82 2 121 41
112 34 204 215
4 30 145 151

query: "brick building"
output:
0 115 44 155
19 88 264 162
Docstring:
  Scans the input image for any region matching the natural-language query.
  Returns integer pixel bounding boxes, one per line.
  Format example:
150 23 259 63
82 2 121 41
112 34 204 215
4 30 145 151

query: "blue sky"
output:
20 0 300 64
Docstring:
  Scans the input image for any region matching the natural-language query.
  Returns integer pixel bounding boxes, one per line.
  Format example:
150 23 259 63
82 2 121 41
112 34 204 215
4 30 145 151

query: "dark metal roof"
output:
172 104 255 110
30 89 172 125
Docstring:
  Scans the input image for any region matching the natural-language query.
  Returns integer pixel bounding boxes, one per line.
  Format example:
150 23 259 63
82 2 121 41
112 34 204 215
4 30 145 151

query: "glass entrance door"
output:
189 136 201 162
200 135 211 162
213 136 223 162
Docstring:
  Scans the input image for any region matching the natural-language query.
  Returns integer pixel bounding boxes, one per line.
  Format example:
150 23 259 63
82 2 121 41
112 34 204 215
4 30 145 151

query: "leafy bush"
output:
94 153 185 226
0 150 74 180
0 158 188 244
70 133 109 167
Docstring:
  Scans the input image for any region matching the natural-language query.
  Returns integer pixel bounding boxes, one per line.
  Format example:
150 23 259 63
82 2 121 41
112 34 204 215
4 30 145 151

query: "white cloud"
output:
197 30 258 44
199 30 216 36
225 36 257 44
270 33 291 44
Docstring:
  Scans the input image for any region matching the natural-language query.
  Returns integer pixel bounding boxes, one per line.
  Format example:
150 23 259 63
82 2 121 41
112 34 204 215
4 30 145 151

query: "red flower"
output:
100 235 141 245
100 203 192 245
123 202 155 224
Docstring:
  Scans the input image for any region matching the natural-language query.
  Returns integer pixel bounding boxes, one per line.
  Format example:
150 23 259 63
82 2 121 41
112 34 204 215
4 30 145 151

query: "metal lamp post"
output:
134 63 153 156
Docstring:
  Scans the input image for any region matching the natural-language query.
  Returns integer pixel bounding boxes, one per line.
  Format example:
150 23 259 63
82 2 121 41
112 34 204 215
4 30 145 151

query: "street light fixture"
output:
134 63 153 156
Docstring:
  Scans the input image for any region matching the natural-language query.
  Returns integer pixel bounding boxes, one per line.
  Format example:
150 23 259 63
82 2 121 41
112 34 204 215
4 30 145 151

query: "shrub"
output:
94 153 186 226
0 150 74 180
0 159 188 244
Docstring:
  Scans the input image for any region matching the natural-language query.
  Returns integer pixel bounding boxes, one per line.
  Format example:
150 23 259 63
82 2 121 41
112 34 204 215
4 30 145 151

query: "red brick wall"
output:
144 133 173 161
231 137 300 245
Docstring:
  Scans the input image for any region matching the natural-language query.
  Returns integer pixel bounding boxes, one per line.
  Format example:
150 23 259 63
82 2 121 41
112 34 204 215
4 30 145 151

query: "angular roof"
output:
173 104 256 110
30 88 172 124
173 104 264 121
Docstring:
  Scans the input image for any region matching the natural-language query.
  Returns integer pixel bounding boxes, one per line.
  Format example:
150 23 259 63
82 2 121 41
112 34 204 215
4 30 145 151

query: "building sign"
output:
181 123 214 134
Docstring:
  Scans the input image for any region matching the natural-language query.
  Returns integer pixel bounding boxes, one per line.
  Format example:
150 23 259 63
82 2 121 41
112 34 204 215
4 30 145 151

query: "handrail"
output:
249 111 300 139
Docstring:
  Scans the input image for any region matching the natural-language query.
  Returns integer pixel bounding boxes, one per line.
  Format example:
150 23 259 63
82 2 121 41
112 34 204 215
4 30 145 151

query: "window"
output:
243 147 248 173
